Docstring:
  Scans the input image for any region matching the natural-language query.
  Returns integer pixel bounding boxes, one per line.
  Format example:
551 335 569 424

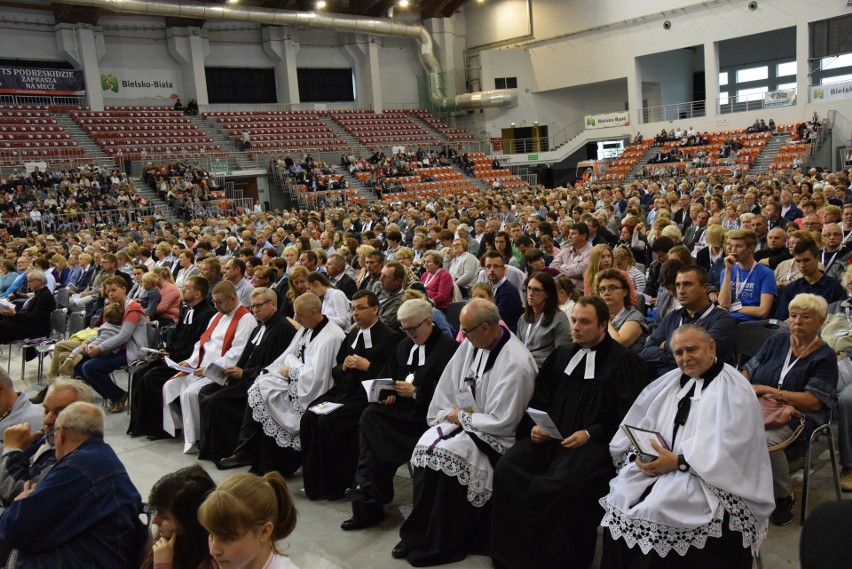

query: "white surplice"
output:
246 319 345 450
410 332 536 506
600 363 775 557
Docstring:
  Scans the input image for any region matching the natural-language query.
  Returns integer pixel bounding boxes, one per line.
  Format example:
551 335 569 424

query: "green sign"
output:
528 154 539 160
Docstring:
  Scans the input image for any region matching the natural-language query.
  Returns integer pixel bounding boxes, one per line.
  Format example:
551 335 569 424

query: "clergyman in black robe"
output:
300 290 403 500
127 282 215 438
198 306 296 465
342 300 457 530
490 297 649 569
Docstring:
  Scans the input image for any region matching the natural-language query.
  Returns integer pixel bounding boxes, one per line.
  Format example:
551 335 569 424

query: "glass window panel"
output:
737 66 769 83
822 54 852 71
777 61 797 77
822 74 852 85
737 86 769 101
777 83 797 91
719 72 728 86
719 91 729 105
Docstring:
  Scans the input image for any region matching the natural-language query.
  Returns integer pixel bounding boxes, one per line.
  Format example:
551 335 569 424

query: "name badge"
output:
404 373 415 384
730 301 743 312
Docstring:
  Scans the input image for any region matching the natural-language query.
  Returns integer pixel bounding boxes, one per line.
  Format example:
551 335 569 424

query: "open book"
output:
622 424 670 462
362 378 395 403
164 358 228 386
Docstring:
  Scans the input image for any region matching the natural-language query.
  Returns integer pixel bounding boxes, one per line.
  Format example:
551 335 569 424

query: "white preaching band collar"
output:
351 323 374 349
468 348 490 380
407 343 426 366
183 306 194 325
565 347 596 379
252 324 266 345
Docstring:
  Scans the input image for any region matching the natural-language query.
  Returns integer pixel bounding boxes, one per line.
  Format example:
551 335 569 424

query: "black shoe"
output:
146 433 172 441
392 541 413 559
30 386 49 404
218 453 252 469
341 514 383 531
770 494 795 526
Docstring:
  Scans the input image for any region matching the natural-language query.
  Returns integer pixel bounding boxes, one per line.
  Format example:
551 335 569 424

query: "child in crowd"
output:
58 302 124 377
139 271 161 322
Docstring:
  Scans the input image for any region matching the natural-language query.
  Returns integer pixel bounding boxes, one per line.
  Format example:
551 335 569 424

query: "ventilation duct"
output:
52 0 517 111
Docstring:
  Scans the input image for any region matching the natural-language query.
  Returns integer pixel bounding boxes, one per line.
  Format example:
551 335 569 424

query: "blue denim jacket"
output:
0 437 144 569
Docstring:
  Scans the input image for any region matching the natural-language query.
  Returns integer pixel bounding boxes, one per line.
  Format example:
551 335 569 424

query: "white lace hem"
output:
458 411 506 455
247 383 302 450
600 485 766 557
410 446 492 507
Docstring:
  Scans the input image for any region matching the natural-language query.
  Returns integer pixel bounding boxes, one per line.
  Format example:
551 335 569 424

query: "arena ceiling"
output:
1 0 469 25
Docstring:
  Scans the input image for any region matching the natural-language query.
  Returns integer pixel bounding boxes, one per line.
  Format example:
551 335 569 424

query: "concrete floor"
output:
8 350 847 569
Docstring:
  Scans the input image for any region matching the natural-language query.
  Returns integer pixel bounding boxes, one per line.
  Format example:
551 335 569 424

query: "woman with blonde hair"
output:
696 224 727 292
49 254 71 289
199 472 299 569
354 245 376 288
282 265 309 320
613 246 646 293
583 244 637 304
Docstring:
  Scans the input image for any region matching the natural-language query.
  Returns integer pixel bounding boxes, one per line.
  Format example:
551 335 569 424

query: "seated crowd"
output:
0 130 850 567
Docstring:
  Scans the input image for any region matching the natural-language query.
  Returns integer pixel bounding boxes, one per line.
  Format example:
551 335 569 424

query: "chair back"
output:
67 312 86 336
446 301 465 333
144 321 161 351
49 309 68 340
735 318 789 367
55 288 70 309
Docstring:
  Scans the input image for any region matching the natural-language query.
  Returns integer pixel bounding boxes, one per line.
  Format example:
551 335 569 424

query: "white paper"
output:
362 378 395 403
456 388 479 414
526 407 563 439
203 363 228 386
0 299 15 311
308 402 344 415
140 347 166 354
164 356 196 374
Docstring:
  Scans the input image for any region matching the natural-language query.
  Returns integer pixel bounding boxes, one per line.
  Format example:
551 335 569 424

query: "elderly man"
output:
301 290 402 500
326 254 357 299
0 370 42 452
342 298 458 530
491 296 648 569
220 293 345 475
394 299 536 566
0 401 143 568
199 287 297 465
641 266 737 376
0 379 94 508
0 270 55 344
163 281 256 453
600 325 774 568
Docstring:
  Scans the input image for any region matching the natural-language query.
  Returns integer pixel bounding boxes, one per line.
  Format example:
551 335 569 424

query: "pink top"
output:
156 281 181 323
420 268 453 309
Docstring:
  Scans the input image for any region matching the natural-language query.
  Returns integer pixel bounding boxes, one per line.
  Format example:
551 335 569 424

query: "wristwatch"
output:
677 454 689 472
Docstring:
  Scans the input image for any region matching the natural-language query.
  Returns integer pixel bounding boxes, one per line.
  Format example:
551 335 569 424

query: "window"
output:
777 82 797 92
822 53 852 70
719 72 728 86
719 91 729 105
737 66 769 83
737 86 769 101
777 61 797 77
822 73 852 85
495 77 518 89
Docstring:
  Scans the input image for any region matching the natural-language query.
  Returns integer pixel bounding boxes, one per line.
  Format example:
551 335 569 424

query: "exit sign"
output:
528 154 538 160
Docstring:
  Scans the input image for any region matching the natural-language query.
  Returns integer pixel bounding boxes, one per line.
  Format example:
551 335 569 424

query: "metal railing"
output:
1 204 169 235
718 89 797 115
102 97 175 108
551 116 587 150
638 100 706 124
0 94 88 109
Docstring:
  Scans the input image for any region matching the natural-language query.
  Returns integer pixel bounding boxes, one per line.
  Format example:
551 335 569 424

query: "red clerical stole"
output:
195 304 250 364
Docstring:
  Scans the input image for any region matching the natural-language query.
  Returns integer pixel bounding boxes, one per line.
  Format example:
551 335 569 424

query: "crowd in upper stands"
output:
0 108 851 567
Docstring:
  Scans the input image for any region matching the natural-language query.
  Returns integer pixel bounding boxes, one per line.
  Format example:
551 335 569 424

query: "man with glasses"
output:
821 223 852 281
393 299 536 566
162 281 256 453
127 276 215 439
0 378 94 507
201 287 296 467
342 298 458 531
482 250 524 333
227 293 345 476
301 290 402 500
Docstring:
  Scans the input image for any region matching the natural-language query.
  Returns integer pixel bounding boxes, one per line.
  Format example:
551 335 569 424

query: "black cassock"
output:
351 326 457 513
300 320 402 500
198 312 296 464
127 301 216 438
491 334 649 569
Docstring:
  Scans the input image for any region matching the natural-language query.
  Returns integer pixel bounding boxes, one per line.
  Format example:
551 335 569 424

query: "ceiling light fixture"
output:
316 0 327 8
399 0 409 7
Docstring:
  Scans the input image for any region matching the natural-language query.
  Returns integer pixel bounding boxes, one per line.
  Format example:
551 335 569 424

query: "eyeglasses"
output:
461 321 486 337
401 318 429 335
597 285 625 293
527 287 546 295
249 299 272 311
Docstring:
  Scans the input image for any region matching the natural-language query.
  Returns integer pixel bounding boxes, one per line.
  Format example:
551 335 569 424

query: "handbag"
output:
760 393 805 452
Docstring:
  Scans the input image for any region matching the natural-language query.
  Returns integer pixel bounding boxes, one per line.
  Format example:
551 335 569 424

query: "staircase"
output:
188 115 258 171
133 176 182 222
320 116 362 151
750 132 789 174
407 114 449 145
53 113 113 167
625 145 662 180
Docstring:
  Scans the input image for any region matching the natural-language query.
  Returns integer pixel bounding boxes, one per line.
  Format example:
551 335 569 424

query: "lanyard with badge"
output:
777 336 819 389
834 307 852 337
730 265 754 312
678 304 716 327
523 314 544 345
822 249 840 271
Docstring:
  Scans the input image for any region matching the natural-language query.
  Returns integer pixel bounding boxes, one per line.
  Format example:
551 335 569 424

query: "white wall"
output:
378 36 421 107
206 27 273 68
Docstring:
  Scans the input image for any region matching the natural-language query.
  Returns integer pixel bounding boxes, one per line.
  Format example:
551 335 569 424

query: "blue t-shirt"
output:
722 262 777 322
